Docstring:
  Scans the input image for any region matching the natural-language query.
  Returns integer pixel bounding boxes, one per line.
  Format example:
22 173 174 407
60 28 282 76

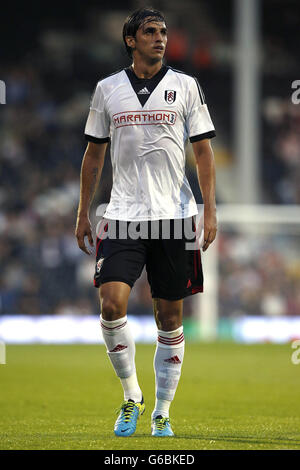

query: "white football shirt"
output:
85 65 215 221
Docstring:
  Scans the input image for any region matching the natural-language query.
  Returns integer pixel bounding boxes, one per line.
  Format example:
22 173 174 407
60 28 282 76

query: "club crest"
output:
96 257 104 273
164 90 176 104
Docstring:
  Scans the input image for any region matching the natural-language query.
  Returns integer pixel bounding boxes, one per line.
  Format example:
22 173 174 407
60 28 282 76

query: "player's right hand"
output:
75 215 94 255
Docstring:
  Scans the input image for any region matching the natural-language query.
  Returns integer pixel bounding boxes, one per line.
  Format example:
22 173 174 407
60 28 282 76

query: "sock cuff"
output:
157 325 183 338
157 326 184 348
100 315 127 334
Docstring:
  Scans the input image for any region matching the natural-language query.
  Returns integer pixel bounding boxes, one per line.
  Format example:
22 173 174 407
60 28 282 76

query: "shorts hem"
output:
152 292 186 301
94 277 133 289
152 286 203 300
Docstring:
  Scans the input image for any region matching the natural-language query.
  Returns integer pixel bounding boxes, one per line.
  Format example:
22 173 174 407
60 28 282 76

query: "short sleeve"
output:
84 82 110 143
185 78 216 143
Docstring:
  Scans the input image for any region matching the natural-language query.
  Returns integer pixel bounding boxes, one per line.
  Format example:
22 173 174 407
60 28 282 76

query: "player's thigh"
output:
95 234 147 320
146 236 188 301
95 232 146 287
146 217 202 300
153 298 183 331
99 281 131 321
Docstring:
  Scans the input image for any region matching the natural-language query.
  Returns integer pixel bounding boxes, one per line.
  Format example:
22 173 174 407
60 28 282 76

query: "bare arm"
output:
192 139 217 251
75 141 108 254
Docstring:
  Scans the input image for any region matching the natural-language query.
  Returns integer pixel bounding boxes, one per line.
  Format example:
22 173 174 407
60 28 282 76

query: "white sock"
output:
152 326 185 419
120 373 142 403
100 315 142 402
152 398 171 419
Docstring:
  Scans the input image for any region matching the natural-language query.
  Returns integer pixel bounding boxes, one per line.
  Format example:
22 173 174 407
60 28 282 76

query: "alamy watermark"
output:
0 80 6 104
95 203 205 250
291 340 300 365
0 340 6 364
291 80 300 104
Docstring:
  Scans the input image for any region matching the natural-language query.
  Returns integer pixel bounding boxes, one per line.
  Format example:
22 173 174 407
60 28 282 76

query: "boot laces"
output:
155 417 170 430
116 400 136 423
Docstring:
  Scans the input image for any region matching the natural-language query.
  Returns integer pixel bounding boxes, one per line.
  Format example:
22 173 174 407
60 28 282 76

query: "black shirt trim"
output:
189 130 216 143
124 65 169 107
169 67 206 104
193 77 205 105
85 134 110 144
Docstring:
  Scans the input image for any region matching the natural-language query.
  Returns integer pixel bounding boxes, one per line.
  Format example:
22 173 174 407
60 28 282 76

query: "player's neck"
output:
131 59 163 79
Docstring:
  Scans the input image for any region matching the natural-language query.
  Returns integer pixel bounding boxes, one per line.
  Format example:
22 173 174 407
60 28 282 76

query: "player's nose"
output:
154 32 165 43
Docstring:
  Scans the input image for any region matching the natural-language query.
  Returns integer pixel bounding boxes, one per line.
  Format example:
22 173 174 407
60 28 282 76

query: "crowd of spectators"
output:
262 95 300 204
0 0 299 317
219 230 300 317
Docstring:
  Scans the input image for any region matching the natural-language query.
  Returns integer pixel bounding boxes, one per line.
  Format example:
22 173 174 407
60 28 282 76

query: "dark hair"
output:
122 7 166 57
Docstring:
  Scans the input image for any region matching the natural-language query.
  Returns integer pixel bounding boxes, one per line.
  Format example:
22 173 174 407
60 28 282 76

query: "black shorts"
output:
93 218 203 301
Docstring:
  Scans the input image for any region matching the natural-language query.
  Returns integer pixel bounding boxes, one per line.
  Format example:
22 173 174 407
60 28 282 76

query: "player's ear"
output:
125 35 136 50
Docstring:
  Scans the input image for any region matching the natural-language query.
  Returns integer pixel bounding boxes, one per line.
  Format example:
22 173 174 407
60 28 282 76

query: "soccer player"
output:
75 7 217 437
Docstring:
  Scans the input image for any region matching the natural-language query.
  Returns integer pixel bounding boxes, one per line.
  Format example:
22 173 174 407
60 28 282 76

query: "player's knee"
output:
155 308 182 331
101 298 124 321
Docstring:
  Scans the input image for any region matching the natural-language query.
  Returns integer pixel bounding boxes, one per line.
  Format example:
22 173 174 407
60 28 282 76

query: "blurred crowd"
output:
219 230 300 317
262 96 300 204
0 0 299 317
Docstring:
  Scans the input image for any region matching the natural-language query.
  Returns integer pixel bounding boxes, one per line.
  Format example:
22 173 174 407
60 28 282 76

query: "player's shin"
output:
152 326 185 419
100 315 142 403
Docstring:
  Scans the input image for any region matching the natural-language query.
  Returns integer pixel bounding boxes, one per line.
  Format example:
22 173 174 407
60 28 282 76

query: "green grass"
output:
0 343 300 450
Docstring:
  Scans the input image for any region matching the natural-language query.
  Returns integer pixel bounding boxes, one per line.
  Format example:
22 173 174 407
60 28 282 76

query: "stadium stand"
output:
0 0 299 317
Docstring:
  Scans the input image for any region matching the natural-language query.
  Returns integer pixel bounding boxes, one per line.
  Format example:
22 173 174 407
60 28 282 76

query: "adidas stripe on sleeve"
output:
85 82 110 143
185 77 216 143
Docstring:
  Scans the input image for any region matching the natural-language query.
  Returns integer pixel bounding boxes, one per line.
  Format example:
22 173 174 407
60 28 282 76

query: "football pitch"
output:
1 342 300 450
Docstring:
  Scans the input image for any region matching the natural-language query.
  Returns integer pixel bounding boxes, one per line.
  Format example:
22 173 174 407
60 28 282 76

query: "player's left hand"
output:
75 214 94 255
202 206 217 252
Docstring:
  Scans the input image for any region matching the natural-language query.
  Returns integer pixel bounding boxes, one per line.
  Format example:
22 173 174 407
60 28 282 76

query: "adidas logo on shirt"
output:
138 87 150 94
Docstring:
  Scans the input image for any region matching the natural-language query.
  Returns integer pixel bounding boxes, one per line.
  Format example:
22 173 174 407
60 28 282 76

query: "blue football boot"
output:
114 397 145 437
151 415 174 437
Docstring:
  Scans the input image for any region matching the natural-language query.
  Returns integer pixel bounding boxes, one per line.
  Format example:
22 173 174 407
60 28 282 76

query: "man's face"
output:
127 20 167 62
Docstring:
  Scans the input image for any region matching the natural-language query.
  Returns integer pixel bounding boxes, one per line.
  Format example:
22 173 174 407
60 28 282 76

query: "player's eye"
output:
144 27 167 36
